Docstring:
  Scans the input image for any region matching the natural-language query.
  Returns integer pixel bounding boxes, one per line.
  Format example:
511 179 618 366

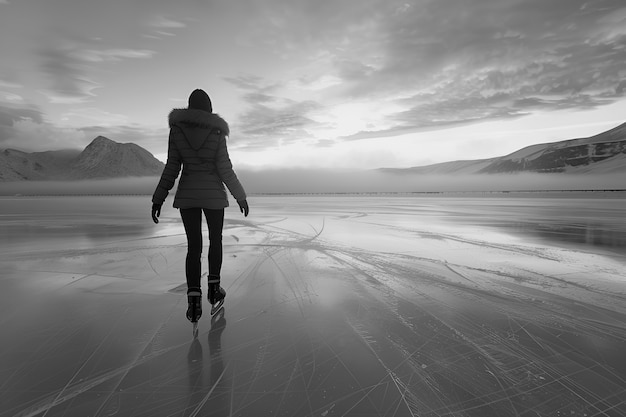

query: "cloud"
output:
1 118 88 152
296 74 343 92
0 102 166 155
224 75 326 148
0 105 43 125
223 75 278 93
0 91 23 103
228 0 626 142
0 104 44 146
342 0 626 133
144 15 187 39
38 45 98 103
4 120 166 155
234 99 322 145
334 58 376 82
71 48 156 63
60 107 130 127
37 40 156 103
151 16 187 29
0 80 22 89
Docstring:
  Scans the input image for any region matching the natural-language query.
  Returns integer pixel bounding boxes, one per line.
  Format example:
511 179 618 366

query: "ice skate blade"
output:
210 299 224 316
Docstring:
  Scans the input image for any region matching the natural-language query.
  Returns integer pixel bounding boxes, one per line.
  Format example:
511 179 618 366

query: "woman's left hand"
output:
151 204 161 223
238 200 249 217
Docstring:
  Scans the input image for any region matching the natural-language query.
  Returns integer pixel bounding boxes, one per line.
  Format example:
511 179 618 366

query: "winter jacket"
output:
152 108 247 209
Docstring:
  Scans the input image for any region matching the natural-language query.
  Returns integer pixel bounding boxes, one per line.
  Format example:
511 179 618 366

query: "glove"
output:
237 200 249 217
151 203 162 224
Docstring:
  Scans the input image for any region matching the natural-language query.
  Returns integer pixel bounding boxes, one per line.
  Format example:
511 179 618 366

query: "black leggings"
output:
180 208 224 291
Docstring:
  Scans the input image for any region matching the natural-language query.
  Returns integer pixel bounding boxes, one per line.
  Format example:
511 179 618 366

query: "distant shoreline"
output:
2 189 625 197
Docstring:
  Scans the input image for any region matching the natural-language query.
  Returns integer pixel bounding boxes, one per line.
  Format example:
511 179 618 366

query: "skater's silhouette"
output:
152 89 248 324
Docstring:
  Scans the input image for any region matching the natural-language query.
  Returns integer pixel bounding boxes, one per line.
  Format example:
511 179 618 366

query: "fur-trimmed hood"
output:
168 108 230 151
168 108 229 135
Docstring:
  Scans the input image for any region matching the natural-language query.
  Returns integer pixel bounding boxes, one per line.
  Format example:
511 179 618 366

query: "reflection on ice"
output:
0 194 625 416
442 194 626 253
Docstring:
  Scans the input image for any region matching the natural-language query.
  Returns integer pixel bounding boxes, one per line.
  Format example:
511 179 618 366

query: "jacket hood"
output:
169 108 229 134
168 108 230 150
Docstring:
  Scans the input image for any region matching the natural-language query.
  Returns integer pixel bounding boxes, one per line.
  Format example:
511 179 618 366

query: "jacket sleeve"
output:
215 136 247 202
152 129 182 206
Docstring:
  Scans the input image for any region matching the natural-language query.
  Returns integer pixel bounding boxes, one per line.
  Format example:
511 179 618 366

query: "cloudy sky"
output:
1 0 625 170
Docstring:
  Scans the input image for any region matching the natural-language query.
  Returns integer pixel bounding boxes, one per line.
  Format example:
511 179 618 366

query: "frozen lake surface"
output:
0 193 625 417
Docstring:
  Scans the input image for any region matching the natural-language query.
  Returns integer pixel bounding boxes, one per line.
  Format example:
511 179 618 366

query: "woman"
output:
151 89 249 323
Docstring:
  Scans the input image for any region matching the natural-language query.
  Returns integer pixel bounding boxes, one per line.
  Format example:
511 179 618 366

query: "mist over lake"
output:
0 170 625 196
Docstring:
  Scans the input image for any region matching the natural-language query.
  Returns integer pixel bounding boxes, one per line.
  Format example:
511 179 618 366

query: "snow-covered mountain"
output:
0 136 164 181
0 148 81 181
69 136 164 179
381 122 626 175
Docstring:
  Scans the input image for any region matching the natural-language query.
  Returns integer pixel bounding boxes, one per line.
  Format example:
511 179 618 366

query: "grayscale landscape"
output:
1 193 624 416
2 1 626 415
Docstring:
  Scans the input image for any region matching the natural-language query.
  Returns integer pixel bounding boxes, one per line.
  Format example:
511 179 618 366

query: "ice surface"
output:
0 194 625 417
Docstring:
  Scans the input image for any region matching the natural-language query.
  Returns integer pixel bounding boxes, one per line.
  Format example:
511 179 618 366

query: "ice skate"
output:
186 290 202 337
207 276 225 316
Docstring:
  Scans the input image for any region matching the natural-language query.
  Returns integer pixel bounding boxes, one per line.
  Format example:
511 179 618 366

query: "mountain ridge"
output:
0 136 164 181
2 122 625 182
381 122 626 175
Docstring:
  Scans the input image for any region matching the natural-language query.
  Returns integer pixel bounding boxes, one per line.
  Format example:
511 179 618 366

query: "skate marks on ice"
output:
2 294 231 417
1 195 625 416
215 205 625 416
